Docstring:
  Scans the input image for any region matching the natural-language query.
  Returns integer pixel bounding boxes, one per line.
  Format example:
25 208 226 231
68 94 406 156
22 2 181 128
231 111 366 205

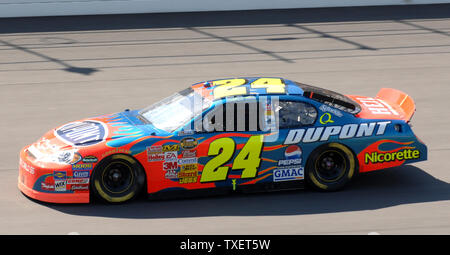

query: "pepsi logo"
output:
285 145 302 159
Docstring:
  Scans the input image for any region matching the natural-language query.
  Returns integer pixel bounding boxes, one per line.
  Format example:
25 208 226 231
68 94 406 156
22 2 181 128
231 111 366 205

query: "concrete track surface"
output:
1 4 449 235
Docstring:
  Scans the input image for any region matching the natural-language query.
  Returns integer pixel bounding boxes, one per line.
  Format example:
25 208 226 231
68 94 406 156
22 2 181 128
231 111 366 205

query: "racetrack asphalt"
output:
0 4 449 234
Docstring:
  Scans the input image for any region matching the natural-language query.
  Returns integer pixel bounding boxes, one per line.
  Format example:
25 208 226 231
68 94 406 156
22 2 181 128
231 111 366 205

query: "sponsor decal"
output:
41 176 55 191
285 145 302 159
73 170 90 178
273 167 304 182
365 149 420 164
164 151 178 162
178 170 198 184
357 140 417 173
72 163 93 170
70 151 83 165
178 157 198 165
41 182 54 191
147 146 164 161
178 130 195 136
278 145 302 166
264 101 277 131
67 178 89 184
180 137 198 150
71 185 89 190
53 171 66 180
284 121 391 144
162 144 180 152
357 97 399 115
54 180 67 191
163 161 178 170
319 105 343 117
82 155 98 163
20 159 35 175
147 145 162 154
319 113 335 125
182 150 197 158
55 120 108 147
101 148 131 158
148 153 164 162
180 163 198 171
165 170 178 179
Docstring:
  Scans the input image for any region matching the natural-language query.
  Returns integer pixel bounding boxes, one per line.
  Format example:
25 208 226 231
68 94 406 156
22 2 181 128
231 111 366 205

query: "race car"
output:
18 77 427 203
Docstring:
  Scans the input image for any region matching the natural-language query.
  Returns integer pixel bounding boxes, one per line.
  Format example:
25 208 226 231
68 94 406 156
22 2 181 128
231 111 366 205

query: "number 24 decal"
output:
200 135 264 183
212 78 285 99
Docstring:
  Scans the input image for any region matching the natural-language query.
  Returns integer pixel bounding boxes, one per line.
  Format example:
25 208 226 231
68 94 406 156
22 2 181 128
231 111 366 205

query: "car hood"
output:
30 110 170 154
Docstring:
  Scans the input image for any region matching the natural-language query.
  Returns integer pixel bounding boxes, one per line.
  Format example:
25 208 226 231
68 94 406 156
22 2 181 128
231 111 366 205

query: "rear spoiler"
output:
375 88 416 122
346 88 416 122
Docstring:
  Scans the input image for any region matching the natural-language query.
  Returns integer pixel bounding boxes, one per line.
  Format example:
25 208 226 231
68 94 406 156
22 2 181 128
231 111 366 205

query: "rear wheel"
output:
91 154 145 203
305 143 357 191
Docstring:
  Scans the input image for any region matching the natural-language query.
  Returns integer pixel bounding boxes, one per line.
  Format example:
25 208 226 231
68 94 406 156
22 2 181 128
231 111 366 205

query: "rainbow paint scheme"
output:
18 77 427 203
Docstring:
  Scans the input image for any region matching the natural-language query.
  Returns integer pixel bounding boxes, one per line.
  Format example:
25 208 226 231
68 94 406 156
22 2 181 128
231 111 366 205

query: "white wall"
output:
1 0 450 18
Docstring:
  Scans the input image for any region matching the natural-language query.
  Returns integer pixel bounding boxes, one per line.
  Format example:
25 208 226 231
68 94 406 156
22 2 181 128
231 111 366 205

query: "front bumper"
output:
18 146 90 204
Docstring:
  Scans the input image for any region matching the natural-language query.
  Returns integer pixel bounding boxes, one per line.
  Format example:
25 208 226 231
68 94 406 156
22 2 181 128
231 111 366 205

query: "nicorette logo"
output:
55 120 108 147
365 149 420 164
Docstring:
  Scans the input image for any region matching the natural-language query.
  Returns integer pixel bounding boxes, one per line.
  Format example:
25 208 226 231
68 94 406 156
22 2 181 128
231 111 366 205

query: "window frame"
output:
275 98 318 130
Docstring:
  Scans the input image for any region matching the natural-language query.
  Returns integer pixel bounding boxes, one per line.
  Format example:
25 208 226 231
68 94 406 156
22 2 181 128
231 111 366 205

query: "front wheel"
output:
91 154 145 203
305 143 357 191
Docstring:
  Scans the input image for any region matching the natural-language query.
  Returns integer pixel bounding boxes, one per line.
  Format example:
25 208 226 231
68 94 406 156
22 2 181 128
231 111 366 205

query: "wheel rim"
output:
315 150 347 183
102 161 134 193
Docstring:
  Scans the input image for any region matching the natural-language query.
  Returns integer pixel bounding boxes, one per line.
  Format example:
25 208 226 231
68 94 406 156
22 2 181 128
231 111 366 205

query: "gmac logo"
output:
273 167 304 182
55 120 108 147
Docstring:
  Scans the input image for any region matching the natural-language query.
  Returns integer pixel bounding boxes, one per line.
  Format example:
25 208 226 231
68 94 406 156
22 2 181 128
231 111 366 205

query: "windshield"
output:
139 88 212 133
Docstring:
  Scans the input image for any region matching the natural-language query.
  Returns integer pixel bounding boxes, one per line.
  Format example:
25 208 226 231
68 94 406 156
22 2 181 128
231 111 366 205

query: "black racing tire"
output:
305 143 357 191
90 154 145 203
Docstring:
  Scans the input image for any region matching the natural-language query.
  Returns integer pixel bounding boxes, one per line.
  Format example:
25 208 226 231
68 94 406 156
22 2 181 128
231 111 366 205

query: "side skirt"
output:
147 180 305 200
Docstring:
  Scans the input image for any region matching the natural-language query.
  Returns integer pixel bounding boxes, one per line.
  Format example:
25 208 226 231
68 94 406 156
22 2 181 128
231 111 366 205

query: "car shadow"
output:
44 165 450 219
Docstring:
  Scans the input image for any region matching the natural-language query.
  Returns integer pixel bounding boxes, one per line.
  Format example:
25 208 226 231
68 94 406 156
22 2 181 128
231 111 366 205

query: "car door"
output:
269 98 318 183
175 96 276 192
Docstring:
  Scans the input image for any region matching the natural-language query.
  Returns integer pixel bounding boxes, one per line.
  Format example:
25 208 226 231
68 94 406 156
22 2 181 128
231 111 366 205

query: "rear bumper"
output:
357 138 427 173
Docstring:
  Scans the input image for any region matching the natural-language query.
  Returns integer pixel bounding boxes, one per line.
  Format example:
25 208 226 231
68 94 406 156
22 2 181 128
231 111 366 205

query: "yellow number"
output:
200 135 264 182
212 78 285 98
200 137 235 182
212 79 247 99
232 135 263 178
251 78 285 94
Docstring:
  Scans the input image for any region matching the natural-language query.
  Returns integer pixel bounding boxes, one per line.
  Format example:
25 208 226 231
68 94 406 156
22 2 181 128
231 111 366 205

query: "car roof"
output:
190 77 361 114
191 77 304 100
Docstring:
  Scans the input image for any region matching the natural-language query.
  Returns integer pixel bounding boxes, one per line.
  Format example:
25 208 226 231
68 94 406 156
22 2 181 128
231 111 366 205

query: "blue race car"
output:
19 77 427 203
